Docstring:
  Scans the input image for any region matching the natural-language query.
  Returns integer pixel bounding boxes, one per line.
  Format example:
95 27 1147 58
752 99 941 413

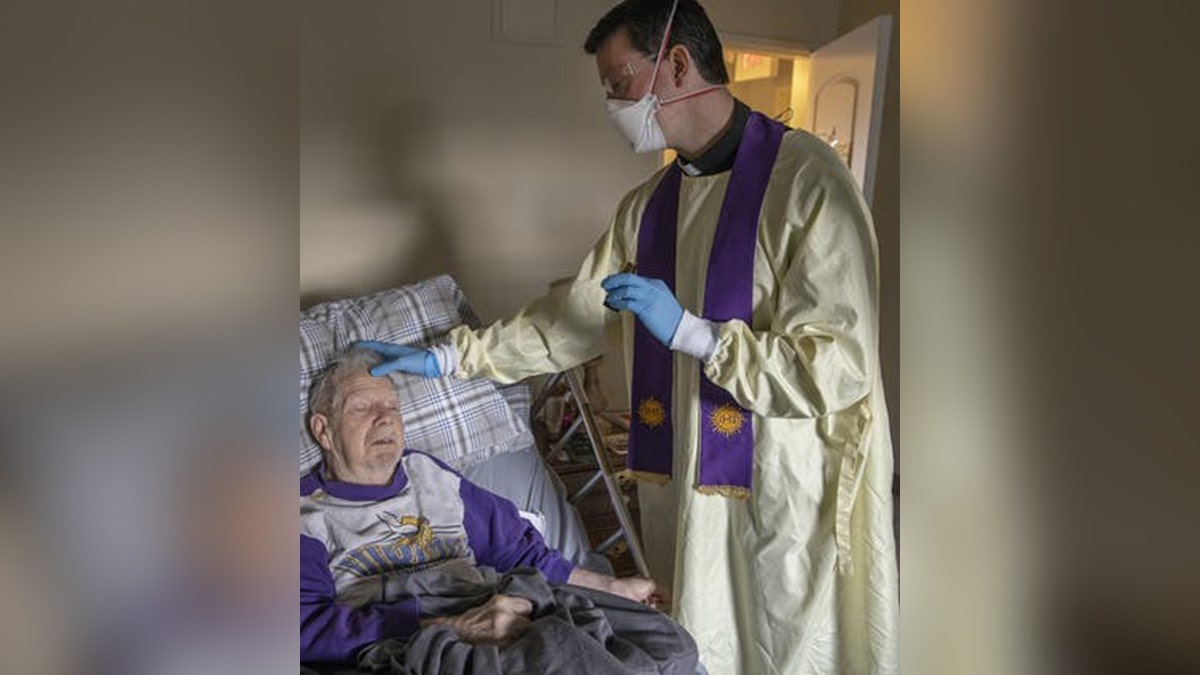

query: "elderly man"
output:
300 348 692 672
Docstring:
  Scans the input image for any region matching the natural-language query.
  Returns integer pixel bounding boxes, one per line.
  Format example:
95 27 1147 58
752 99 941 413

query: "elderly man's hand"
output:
567 567 671 612
422 594 534 647
608 576 671 612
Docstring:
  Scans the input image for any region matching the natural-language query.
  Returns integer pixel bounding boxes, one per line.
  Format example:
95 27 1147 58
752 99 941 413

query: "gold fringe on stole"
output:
694 484 751 500
627 470 671 485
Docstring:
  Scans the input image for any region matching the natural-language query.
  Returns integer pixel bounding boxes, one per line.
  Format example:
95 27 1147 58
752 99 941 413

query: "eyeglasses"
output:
601 56 658 99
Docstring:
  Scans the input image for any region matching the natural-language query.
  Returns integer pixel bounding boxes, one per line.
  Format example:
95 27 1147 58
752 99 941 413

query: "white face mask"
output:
603 0 724 154
605 94 668 153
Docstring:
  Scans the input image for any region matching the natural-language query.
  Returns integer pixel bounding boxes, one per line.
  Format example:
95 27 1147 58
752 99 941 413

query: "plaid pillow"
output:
496 379 535 451
299 275 528 474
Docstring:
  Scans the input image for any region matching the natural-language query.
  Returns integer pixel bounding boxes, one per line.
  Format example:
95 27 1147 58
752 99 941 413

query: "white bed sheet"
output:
461 444 613 576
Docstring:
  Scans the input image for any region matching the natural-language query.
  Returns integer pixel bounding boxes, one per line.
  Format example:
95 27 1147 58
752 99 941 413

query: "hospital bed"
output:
458 376 616 576
299 276 663 673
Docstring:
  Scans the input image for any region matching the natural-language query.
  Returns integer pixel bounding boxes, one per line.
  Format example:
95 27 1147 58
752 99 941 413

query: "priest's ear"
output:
666 43 693 87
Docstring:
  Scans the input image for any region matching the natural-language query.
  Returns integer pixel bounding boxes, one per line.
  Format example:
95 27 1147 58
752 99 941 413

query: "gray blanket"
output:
354 565 698 675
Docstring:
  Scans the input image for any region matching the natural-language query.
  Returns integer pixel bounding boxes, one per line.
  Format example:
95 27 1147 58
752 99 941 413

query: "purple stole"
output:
627 111 786 498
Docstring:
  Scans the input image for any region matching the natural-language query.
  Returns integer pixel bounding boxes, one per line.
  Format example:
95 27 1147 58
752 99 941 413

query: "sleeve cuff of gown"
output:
429 341 459 377
701 318 740 383
669 310 720 363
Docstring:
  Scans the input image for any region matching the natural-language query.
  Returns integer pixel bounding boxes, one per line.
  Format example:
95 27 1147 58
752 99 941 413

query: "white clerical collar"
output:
672 99 751 177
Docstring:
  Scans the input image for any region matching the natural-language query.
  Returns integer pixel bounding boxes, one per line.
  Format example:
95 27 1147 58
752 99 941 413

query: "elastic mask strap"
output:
659 84 724 106
647 1 724 108
645 0 681 99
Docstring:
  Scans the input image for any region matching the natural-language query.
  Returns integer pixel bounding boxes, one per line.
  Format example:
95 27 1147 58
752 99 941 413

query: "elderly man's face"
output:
309 372 404 485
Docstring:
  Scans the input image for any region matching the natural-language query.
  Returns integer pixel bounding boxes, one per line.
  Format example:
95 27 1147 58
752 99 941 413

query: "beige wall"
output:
302 0 658 315
704 0 839 45
301 0 840 316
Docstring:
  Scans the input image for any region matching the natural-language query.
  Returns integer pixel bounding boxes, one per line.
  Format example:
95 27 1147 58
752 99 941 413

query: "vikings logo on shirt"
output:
334 512 471 577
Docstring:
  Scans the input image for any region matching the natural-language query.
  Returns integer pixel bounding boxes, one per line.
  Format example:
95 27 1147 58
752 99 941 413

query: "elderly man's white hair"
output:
308 347 388 417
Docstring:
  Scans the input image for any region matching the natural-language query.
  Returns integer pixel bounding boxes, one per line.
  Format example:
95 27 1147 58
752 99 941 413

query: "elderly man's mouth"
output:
370 437 396 447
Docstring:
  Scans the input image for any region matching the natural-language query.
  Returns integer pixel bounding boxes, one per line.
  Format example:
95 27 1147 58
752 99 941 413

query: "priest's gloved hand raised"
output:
354 340 442 378
601 273 683 347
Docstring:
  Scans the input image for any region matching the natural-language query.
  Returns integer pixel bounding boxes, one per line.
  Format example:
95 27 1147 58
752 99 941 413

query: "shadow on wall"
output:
300 0 654 319
301 100 462 309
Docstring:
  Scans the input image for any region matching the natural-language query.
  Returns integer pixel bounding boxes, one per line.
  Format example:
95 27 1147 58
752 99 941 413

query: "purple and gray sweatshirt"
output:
300 450 575 663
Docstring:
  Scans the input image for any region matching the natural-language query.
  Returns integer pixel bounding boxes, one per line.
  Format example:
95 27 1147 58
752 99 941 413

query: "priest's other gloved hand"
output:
354 340 442 378
601 273 683 347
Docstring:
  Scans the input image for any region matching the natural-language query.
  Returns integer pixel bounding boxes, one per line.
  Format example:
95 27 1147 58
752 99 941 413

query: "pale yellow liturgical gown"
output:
448 130 898 674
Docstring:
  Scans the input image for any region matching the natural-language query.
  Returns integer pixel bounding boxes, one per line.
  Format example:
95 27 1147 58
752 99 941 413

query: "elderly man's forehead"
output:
337 373 395 401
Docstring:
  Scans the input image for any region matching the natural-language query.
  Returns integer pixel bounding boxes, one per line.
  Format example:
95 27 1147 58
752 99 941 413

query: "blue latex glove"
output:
601 273 684 347
354 340 442 378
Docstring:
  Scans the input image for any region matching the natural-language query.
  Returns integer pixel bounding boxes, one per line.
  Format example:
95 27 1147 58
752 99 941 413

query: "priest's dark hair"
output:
583 0 730 86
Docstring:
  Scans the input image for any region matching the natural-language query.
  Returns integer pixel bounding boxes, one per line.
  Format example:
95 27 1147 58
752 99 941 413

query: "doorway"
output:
661 40 812 167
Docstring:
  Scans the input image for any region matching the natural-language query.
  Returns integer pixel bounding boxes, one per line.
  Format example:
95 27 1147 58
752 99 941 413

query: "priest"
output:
362 2 898 673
